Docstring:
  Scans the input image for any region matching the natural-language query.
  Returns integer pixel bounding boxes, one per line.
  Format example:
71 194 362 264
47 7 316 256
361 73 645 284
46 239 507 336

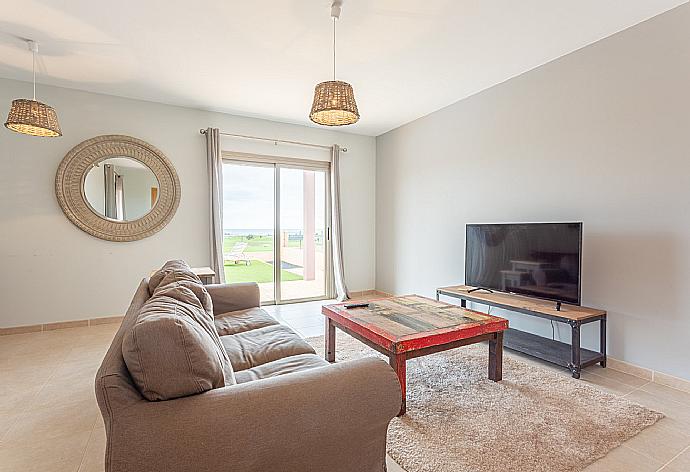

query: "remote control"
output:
344 303 370 309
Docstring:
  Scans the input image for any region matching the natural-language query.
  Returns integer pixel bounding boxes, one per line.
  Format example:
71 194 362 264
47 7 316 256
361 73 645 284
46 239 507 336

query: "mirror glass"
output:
83 157 160 221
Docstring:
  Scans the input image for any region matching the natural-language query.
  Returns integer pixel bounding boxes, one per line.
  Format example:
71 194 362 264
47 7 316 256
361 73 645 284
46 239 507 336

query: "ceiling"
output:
0 0 686 136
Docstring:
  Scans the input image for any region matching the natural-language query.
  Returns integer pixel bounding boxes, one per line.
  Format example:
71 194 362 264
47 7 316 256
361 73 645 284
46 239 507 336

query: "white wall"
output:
376 5 690 380
0 78 376 327
115 164 159 220
83 165 105 215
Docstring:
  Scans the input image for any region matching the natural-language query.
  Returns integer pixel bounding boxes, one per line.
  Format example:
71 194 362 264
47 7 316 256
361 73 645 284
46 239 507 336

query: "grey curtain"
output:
330 145 349 301
206 128 226 284
115 174 125 221
104 164 116 219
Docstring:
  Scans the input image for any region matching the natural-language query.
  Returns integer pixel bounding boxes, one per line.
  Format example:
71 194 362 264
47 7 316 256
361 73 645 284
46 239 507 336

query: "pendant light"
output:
309 0 360 126
5 40 62 137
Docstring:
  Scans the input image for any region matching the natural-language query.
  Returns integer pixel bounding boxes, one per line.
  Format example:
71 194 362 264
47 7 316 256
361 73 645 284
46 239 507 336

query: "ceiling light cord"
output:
309 0 359 126
332 17 337 81
32 46 36 100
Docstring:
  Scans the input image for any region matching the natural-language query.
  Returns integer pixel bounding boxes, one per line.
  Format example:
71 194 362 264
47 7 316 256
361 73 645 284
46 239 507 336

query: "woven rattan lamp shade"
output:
309 80 359 126
5 99 62 137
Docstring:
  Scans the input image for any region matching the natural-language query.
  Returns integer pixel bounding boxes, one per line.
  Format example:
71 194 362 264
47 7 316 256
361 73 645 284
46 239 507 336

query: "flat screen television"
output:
465 222 582 305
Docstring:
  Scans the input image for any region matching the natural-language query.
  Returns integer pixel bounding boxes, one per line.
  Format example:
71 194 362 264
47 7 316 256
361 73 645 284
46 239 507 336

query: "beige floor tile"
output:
606 359 654 382
0 363 58 386
2 398 99 445
94 413 104 430
583 445 663 472
48 354 102 377
623 417 690 464
0 348 70 369
663 446 690 471
295 325 324 338
588 366 652 388
624 389 690 435
0 429 92 472
0 413 20 441
62 346 109 365
78 427 106 472
640 382 690 407
30 381 97 411
0 385 42 415
75 329 118 347
580 370 642 397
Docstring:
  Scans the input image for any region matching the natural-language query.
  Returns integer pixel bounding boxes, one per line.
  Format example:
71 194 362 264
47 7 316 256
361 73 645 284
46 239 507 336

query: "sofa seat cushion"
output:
221 324 316 371
214 307 279 336
234 353 329 384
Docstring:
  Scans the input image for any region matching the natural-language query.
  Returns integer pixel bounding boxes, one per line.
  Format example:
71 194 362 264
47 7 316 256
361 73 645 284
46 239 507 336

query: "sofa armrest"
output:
109 357 401 472
205 282 260 315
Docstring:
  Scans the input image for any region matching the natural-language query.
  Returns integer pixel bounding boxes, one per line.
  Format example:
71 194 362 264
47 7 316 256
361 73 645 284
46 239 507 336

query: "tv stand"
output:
467 287 494 294
436 285 607 379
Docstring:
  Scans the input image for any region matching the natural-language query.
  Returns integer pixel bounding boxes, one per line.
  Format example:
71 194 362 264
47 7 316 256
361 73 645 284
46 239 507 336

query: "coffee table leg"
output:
325 318 336 363
389 353 407 416
489 331 503 382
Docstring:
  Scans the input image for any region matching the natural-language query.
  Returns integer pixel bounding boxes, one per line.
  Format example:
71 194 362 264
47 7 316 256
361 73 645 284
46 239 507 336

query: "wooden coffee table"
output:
322 295 509 415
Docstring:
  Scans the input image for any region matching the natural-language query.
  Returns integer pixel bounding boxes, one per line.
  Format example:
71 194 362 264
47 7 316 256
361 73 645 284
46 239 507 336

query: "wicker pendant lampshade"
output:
309 1 359 126
5 99 62 137
4 40 62 137
310 80 359 126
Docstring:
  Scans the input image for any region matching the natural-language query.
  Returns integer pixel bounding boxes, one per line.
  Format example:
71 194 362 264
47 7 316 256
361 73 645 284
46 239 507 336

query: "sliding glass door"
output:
279 167 328 302
222 157 331 304
222 163 275 303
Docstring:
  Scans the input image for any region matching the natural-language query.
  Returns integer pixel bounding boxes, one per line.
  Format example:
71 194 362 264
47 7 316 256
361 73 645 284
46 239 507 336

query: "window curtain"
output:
206 127 226 284
330 145 350 301
104 164 116 219
114 174 125 221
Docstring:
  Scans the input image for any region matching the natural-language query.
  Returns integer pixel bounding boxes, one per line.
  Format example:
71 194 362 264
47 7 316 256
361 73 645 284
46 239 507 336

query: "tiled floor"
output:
1 299 689 472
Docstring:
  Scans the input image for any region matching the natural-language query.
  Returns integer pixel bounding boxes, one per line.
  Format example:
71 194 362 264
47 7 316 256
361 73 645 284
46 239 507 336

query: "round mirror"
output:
83 157 160 221
56 135 181 242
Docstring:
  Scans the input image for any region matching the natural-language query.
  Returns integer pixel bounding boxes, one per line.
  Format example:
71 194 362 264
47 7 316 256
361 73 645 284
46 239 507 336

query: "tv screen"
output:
465 223 582 305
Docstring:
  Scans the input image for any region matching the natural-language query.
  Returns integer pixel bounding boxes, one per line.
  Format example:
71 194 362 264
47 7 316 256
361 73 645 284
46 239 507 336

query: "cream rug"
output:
307 333 662 472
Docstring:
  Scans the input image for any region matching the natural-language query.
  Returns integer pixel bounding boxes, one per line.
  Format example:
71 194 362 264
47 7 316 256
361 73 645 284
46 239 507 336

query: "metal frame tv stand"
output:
436 285 607 379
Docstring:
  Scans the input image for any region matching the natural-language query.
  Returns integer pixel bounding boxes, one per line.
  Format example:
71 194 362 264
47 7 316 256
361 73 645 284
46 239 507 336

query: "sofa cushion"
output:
122 310 227 401
214 307 279 336
234 353 329 384
123 262 235 401
221 324 316 371
148 260 202 295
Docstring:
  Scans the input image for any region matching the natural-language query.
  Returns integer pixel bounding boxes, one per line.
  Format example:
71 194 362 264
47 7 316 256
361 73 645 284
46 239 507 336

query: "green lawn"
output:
224 235 274 253
223 235 321 253
224 259 302 284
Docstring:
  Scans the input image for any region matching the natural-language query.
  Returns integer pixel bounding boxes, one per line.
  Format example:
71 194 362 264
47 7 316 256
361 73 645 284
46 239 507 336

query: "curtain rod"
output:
199 129 347 152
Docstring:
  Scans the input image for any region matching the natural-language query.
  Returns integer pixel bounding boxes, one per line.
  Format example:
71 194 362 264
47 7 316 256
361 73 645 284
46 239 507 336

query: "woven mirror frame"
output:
55 135 181 242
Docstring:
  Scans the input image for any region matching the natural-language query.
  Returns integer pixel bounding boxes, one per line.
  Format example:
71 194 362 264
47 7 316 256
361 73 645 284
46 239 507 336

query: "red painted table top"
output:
322 295 508 354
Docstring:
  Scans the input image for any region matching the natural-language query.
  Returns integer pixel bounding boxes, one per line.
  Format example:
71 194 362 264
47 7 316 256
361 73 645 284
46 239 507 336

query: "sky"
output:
222 163 326 232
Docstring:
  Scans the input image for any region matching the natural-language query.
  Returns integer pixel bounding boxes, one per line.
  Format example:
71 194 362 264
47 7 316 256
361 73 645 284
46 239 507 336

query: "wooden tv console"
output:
436 285 606 379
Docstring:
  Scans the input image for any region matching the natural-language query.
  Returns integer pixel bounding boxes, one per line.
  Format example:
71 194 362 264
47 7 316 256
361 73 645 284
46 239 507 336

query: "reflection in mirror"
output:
83 157 160 221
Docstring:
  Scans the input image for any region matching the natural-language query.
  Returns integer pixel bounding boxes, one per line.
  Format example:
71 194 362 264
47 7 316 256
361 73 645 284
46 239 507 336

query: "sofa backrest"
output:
95 279 151 425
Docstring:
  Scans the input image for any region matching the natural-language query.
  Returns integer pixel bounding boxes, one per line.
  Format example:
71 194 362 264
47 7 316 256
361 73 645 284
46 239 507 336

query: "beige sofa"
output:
95 262 401 472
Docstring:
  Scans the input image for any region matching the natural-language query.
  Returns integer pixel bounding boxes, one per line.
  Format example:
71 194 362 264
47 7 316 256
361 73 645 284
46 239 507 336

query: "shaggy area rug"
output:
307 332 662 472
